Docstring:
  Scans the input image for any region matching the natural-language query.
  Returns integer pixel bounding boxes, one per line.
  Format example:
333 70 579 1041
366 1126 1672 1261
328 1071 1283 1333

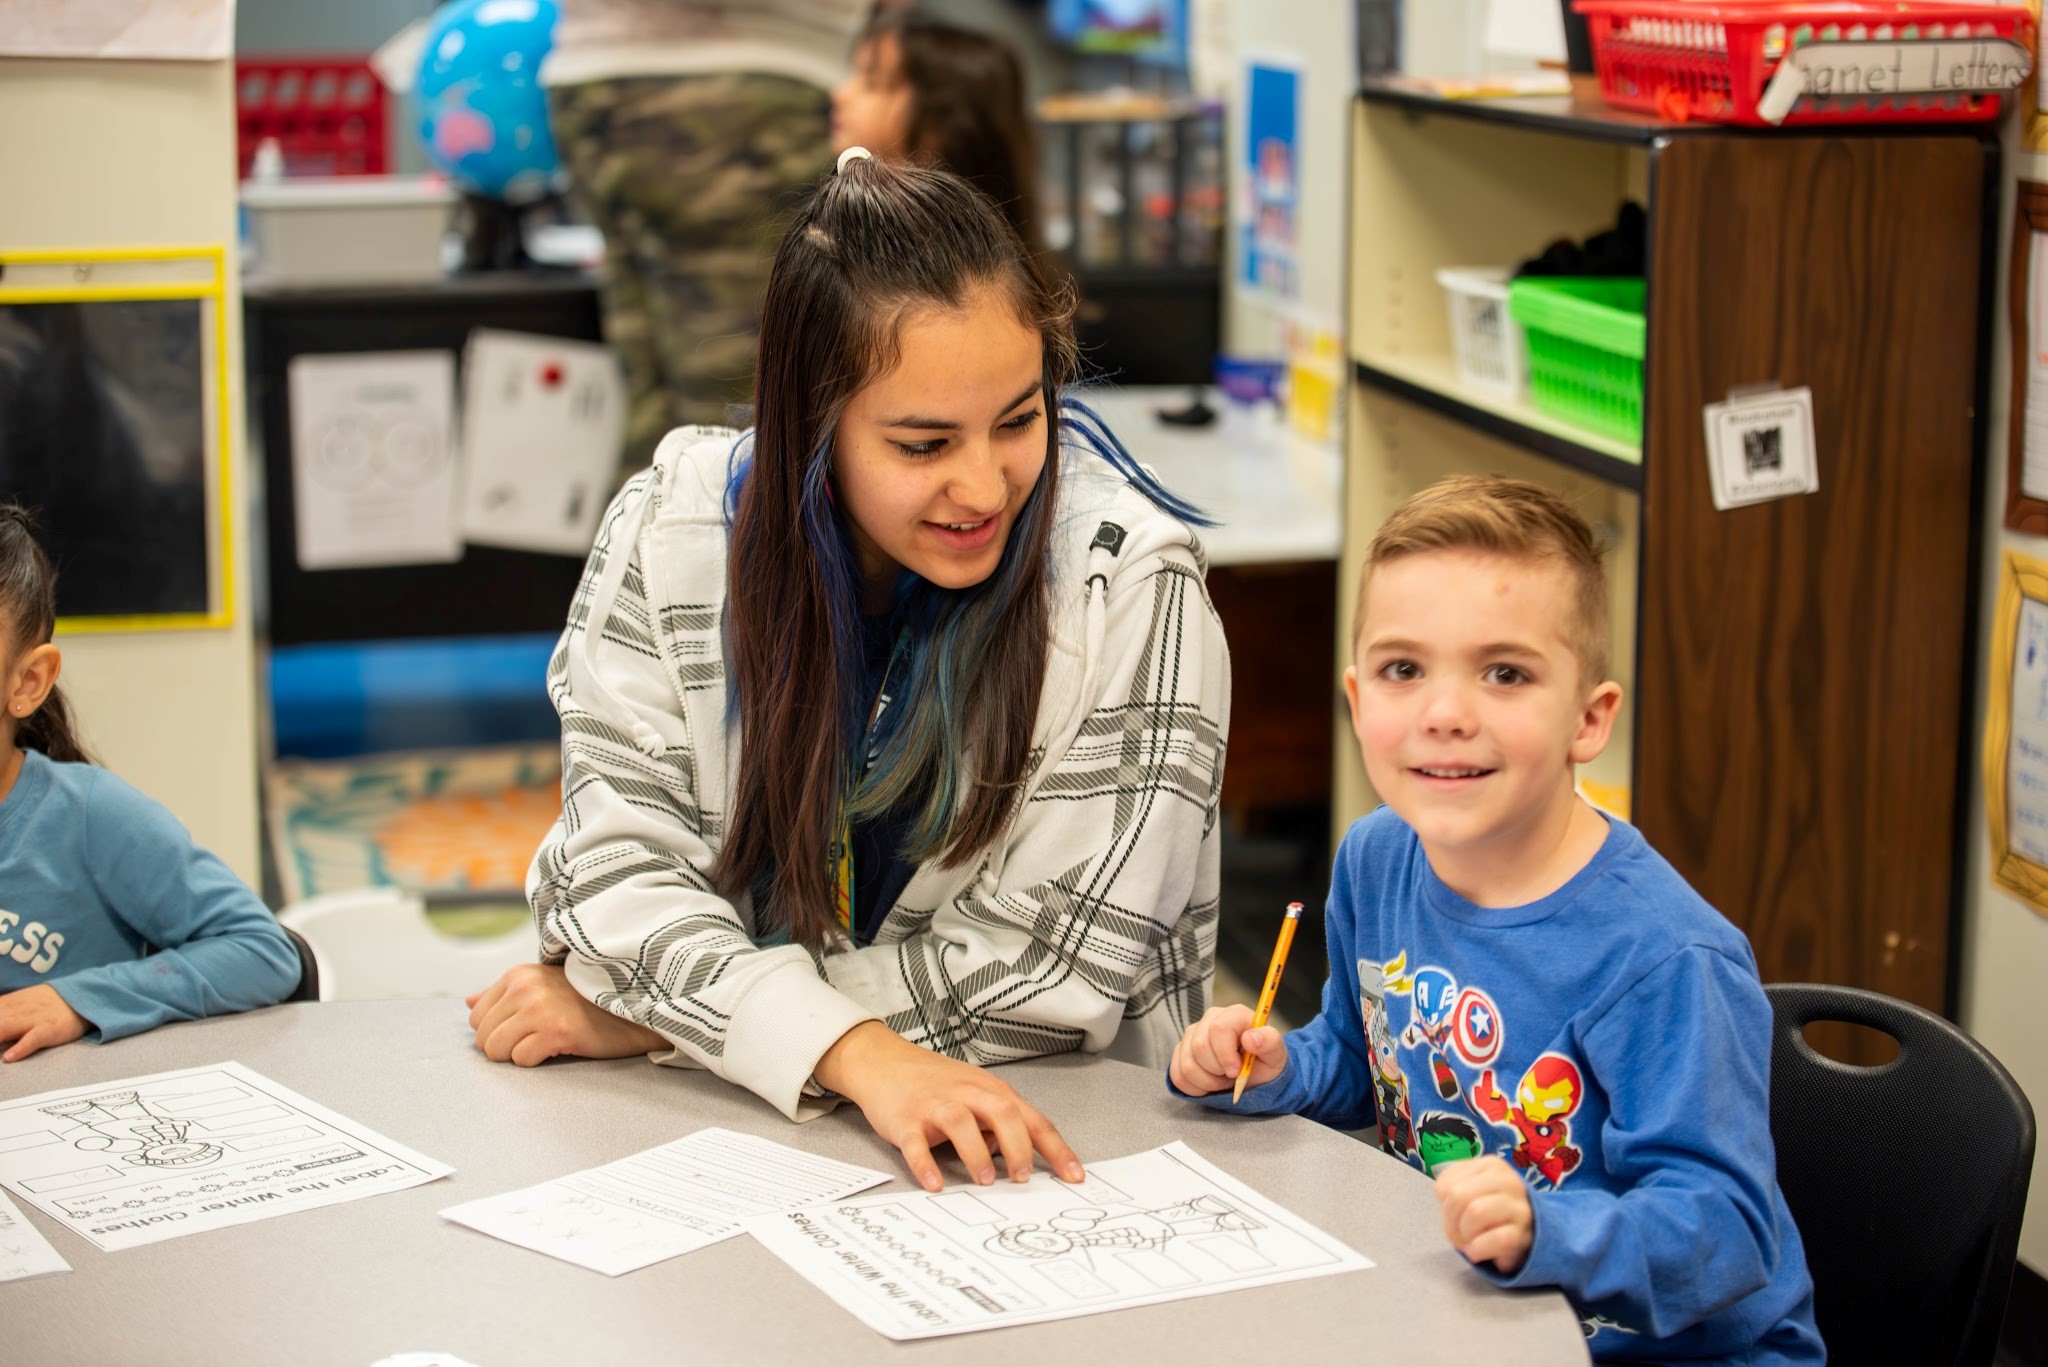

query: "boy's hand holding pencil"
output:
1171 900 1301 1100
1169 1004 1290 1097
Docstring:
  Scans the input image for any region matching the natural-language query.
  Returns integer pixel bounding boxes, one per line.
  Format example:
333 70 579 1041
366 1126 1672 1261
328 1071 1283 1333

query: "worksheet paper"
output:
287 349 462 570
745 1141 1372 1340
0 1062 453 1252
441 1127 892 1277
0 1188 70 1281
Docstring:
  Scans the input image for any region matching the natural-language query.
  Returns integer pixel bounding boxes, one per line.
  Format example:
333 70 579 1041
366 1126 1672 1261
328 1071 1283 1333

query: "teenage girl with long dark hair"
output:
467 153 1228 1191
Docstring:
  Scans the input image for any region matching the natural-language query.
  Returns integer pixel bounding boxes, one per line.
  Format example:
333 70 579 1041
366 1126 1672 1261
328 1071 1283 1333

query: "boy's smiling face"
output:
1346 548 1621 905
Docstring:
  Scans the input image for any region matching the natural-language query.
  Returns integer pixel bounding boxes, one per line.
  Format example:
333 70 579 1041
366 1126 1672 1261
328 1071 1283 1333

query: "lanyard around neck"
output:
831 625 910 935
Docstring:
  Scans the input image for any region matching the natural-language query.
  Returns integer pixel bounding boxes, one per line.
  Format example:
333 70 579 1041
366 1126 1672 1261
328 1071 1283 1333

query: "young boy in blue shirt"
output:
1171 476 1822 1362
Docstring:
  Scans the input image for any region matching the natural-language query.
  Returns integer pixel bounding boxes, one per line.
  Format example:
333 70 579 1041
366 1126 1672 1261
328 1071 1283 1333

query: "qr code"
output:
1743 427 1783 474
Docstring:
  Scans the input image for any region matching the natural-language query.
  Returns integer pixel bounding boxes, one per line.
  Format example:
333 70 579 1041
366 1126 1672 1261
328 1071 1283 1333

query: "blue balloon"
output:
416 0 561 204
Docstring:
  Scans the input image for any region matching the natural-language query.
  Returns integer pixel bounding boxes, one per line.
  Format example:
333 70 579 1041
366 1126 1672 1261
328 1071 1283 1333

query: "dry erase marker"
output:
1234 901 1303 1105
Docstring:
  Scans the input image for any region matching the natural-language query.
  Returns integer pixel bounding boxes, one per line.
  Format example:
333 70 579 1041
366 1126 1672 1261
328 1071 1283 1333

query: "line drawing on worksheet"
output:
745 1141 1372 1339
0 1062 452 1252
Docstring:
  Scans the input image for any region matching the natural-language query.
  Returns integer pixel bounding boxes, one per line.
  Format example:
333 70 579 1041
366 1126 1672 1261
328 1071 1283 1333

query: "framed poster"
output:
0 245 232 631
1239 59 1301 303
1984 549 2048 918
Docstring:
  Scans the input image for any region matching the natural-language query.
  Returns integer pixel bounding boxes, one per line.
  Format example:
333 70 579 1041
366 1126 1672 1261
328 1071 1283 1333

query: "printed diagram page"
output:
0 1062 452 1252
746 1141 1372 1339
0 1187 69 1281
441 1127 892 1277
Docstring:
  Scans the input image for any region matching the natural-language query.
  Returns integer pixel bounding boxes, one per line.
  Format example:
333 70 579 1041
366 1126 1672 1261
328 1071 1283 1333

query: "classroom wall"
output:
1221 0 1351 361
0 57 263 886
1963 114 2048 1277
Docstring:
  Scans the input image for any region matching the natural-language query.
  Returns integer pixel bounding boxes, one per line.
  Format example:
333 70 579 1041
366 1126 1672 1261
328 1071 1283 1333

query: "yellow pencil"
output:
1234 901 1304 1104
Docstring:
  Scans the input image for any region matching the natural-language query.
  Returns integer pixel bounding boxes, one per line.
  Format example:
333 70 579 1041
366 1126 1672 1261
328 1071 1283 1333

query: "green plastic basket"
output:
1507 277 1646 445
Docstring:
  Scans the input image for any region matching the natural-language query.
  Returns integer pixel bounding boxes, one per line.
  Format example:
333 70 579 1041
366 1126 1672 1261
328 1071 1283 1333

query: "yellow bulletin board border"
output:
1985 549 2048 917
2028 0 2048 153
0 244 234 633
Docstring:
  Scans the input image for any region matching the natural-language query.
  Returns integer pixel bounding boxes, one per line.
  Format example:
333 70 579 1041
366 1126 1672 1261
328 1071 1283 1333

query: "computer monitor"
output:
1047 0 1188 66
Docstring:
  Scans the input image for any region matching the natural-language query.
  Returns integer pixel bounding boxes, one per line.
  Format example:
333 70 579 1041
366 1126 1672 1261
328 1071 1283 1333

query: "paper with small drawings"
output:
744 1141 1372 1340
0 1062 452 1252
440 1127 892 1277
0 1188 69 1281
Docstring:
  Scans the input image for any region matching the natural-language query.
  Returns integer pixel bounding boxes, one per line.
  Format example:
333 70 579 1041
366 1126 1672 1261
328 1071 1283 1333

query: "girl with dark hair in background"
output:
465 154 1228 1191
831 10 1044 255
0 506 298 1063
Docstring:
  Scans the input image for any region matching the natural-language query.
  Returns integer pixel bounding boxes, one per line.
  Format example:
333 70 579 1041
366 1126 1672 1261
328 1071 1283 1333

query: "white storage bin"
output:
241 176 454 286
1435 266 1527 397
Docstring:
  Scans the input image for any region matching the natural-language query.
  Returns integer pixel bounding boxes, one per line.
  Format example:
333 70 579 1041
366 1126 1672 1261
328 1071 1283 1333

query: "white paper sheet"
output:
2025 233 2048 505
288 350 462 570
0 1062 452 1252
441 1127 891 1277
0 1188 70 1281
2007 596 2048 866
746 1141 1372 1340
457 329 624 556
0 0 233 60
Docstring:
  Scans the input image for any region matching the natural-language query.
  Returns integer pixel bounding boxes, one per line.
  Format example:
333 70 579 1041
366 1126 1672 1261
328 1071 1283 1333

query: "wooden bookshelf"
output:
1339 85 1996 1017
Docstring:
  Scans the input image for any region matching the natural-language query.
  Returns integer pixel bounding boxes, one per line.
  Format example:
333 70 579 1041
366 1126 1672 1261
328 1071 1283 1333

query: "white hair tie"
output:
837 146 874 173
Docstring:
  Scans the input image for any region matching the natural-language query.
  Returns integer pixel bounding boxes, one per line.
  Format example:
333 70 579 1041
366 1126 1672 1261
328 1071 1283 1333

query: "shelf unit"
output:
1340 86 1995 1017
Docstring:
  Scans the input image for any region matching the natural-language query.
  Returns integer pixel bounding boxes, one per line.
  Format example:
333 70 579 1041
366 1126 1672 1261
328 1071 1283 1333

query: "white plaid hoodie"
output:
530 420 1230 1120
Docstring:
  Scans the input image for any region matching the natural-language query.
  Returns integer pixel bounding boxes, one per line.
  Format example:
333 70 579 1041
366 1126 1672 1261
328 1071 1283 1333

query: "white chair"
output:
277 886 536 1002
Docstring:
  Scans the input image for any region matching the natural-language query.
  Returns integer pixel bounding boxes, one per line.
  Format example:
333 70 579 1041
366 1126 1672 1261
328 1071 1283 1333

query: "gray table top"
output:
2 1000 1588 1367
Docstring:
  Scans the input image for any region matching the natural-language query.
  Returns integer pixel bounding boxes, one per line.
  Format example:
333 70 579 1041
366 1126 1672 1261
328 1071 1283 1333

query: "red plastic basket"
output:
1573 2 2034 126
236 56 389 178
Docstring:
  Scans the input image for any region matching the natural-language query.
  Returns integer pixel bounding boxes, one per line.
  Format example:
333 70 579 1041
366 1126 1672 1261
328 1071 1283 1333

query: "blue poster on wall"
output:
1241 62 1300 301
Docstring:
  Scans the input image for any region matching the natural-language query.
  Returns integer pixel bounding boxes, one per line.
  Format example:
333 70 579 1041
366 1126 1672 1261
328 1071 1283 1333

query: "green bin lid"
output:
1508 277 1647 360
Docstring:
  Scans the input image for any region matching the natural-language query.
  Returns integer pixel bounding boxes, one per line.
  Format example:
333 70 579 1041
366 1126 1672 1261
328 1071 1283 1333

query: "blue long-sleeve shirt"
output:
0 749 298 1040
1191 807 1823 1364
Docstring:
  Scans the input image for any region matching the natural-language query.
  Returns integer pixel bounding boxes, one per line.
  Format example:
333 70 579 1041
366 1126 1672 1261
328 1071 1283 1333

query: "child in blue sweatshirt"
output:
0 506 298 1062
1171 477 1822 1363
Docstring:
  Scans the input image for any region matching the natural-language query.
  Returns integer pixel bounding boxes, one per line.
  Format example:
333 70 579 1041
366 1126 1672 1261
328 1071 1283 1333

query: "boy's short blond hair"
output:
1357 475 1611 685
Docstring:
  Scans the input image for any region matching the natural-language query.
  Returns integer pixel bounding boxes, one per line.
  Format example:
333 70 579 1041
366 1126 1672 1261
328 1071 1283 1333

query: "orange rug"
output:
265 743 562 905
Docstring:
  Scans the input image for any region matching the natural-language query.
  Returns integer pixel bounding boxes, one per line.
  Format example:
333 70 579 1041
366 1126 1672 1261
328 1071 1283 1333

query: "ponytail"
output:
0 503 96 766
20 684 94 765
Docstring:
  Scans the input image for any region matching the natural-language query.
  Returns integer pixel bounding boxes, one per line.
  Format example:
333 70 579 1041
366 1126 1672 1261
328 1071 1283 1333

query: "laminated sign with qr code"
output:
1703 387 1819 512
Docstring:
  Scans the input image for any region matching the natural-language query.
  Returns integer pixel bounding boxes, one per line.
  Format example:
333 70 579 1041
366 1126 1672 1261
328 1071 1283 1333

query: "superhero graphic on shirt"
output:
1471 1051 1585 1188
1400 965 1467 1100
1414 1110 1484 1176
1359 959 1414 1157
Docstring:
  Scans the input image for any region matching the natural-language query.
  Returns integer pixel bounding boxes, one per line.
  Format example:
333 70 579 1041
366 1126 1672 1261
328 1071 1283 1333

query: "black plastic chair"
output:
1766 983 2035 1367
280 923 321 1003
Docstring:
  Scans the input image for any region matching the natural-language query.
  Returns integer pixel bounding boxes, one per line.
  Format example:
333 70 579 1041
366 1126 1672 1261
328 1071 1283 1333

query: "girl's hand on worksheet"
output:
1169 1004 1288 1096
813 1020 1085 1193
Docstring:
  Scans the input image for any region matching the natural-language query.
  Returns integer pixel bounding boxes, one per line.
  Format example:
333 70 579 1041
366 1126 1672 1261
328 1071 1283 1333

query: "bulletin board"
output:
1984 549 2048 918
0 245 233 631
